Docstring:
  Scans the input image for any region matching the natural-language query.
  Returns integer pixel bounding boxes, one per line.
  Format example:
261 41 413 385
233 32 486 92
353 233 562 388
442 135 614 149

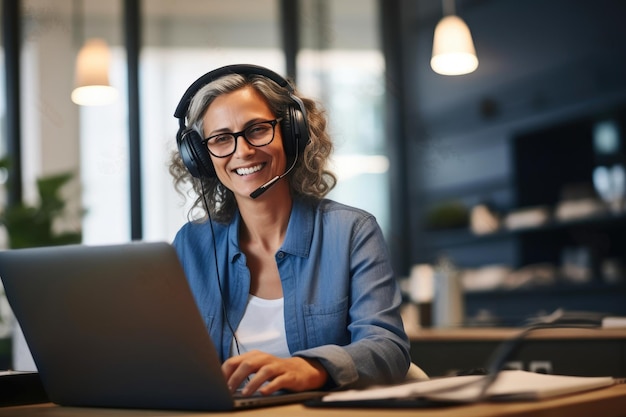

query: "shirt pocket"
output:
303 297 350 346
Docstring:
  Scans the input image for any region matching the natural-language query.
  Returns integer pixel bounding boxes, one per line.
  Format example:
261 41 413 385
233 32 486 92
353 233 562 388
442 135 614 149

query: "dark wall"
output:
401 0 626 269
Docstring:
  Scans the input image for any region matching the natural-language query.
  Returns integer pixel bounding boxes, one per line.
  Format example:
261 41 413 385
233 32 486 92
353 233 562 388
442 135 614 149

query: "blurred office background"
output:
2 0 626 347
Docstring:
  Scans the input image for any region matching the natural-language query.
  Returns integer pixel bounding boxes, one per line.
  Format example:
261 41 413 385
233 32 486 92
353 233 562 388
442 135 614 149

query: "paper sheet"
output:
322 370 616 403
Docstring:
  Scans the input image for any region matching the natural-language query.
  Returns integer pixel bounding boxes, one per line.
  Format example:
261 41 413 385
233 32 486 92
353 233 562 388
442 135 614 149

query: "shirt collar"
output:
226 196 315 261
280 196 314 258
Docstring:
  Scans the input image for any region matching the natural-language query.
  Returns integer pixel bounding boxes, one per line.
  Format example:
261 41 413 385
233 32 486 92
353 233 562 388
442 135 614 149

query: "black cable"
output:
400 322 604 403
476 322 602 401
200 181 254 392
199 181 243 357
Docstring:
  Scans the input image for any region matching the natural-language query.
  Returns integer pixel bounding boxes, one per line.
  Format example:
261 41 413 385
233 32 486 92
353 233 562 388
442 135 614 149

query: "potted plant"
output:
0 157 82 249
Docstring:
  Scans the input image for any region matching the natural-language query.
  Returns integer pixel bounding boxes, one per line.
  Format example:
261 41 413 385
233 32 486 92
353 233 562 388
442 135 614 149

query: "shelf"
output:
463 282 626 326
464 282 626 298
419 211 626 250
413 108 626 324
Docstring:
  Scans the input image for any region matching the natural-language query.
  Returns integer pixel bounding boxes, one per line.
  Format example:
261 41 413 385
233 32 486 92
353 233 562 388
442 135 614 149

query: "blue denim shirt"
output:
172 197 410 389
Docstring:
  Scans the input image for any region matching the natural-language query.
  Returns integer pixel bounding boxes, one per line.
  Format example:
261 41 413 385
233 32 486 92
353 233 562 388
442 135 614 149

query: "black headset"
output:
174 64 310 178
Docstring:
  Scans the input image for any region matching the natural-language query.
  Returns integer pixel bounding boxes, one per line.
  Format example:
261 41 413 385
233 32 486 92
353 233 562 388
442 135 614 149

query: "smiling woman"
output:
168 64 410 396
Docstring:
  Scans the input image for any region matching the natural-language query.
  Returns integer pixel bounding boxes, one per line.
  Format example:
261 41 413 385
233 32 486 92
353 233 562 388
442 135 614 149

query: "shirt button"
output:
277 251 285 259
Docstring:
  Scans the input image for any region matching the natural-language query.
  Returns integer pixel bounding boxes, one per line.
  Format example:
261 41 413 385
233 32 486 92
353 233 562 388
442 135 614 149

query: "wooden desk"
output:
409 327 626 377
1 383 625 417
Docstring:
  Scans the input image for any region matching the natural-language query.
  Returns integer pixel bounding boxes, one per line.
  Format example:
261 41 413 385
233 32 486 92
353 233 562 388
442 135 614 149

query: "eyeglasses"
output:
201 118 282 158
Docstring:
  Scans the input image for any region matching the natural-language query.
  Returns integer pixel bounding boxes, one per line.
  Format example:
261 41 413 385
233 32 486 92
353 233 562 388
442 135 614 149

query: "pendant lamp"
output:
71 38 118 106
70 0 118 106
431 0 478 76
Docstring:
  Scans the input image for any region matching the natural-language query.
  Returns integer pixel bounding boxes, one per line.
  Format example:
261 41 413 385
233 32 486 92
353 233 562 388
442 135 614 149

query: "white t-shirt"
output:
231 295 290 358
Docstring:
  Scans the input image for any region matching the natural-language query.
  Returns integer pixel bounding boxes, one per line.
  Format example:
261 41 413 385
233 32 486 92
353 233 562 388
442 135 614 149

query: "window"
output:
139 0 281 242
298 0 390 236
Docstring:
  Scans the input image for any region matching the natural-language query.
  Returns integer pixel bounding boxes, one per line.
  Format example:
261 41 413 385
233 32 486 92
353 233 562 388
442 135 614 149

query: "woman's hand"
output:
221 350 328 396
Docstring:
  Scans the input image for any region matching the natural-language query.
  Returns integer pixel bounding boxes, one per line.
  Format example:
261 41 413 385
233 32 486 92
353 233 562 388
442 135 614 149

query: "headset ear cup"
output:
178 129 216 178
290 105 309 154
280 106 296 161
280 104 310 163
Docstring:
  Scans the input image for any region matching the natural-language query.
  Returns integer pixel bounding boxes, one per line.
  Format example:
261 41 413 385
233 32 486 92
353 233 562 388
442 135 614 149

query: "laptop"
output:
0 241 324 411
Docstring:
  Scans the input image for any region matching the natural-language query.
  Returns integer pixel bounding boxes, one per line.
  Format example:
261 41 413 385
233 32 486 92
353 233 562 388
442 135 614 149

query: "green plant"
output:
0 157 82 249
425 200 469 230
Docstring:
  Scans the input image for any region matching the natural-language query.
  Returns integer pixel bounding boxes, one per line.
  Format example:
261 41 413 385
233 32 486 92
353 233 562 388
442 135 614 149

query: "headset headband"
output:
173 64 294 121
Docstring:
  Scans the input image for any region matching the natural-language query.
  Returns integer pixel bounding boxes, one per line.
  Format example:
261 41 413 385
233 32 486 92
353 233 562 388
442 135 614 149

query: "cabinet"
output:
412 106 626 324
409 328 626 378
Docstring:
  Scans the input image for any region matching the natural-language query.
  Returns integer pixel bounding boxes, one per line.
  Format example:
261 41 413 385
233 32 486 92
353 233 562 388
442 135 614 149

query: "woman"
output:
170 64 410 397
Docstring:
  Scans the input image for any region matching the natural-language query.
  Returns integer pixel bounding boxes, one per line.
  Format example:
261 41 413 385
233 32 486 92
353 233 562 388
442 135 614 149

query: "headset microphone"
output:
249 138 299 199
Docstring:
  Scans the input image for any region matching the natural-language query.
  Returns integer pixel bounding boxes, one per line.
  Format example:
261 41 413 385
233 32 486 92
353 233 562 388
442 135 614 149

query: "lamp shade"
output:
71 38 118 105
431 15 478 76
